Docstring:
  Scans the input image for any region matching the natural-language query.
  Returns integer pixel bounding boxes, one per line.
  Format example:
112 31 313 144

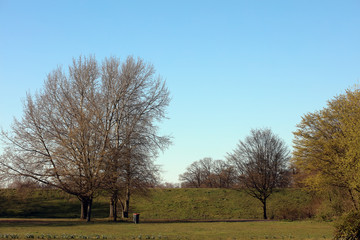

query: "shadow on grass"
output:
138 219 271 224
0 218 270 228
0 189 109 219
0 216 131 226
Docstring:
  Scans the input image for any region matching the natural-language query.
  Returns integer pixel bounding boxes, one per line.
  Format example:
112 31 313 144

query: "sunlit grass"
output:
0 220 333 239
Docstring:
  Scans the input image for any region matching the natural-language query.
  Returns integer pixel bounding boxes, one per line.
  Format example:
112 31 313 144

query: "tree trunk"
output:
80 199 89 220
109 198 114 219
262 200 267 220
86 198 93 222
123 198 129 218
120 187 131 218
109 196 118 221
113 200 117 221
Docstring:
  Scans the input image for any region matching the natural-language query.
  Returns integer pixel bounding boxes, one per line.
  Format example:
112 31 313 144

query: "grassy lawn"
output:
0 219 333 239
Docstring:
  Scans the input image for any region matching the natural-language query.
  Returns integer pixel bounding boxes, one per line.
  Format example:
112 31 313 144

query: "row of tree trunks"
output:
80 197 93 222
108 187 131 221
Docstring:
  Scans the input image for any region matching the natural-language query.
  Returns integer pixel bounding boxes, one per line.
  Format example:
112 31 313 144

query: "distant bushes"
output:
267 189 317 220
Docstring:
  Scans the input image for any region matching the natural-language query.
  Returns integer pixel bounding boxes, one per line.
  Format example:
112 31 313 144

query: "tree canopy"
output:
227 128 291 219
293 87 360 209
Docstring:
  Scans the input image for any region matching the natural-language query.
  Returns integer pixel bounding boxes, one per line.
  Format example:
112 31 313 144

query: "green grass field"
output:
0 219 333 239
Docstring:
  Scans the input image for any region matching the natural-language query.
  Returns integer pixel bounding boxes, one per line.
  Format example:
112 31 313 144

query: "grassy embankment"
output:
0 188 334 239
0 188 316 220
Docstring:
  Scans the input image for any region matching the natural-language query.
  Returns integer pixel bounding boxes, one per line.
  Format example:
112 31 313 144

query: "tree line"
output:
179 158 237 188
1 54 360 229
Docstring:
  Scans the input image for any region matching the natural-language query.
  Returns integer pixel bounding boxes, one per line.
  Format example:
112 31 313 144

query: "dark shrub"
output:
334 211 360 240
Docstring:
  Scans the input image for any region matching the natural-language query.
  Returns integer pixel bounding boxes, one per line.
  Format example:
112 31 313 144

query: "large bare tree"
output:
101 57 170 221
0 55 170 222
227 128 290 219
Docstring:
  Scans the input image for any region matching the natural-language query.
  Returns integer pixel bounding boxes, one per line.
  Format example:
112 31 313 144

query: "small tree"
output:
179 160 203 188
227 128 291 219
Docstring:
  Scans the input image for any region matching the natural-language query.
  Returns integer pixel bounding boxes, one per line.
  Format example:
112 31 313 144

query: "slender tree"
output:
227 128 290 219
100 56 170 221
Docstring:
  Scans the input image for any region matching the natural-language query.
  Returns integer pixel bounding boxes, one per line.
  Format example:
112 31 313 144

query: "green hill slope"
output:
0 188 314 220
131 188 315 220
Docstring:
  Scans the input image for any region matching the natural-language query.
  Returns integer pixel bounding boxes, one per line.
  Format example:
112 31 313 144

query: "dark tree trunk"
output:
262 199 267 220
109 196 118 221
80 199 89 220
109 198 114 219
113 200 117 221
80 197 93 221
122 210 128 218
120 187 131 218
86 198 93 222
124 198 129 218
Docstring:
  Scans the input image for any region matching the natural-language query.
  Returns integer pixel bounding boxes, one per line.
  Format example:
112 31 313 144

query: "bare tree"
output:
0 55 170 222
179 160 203 188
227 128 290 219
213 160 237 188
118 147 160 219
199 158 215 187
1 56 105 221
99 56 170 221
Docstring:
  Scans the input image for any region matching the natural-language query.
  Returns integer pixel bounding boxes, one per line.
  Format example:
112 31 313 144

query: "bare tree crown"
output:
227 128 290 219
0 55 170 221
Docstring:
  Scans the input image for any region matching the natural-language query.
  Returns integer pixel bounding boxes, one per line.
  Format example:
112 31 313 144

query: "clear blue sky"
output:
1 0 359 183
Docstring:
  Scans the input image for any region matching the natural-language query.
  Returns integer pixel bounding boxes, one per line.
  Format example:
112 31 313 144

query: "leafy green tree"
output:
293 87 360 210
